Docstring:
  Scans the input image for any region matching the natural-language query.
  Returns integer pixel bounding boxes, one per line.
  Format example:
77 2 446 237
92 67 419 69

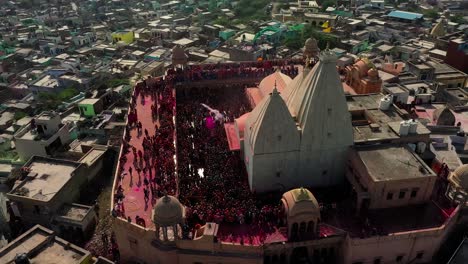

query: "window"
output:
416 252 424 259
399 191 406 199
387 192 393 200
322 170 328 175
276 171 281 178
128 237 138 250
373 258 382 264
396 255 404 262
410 188 419 198
328 108 332 115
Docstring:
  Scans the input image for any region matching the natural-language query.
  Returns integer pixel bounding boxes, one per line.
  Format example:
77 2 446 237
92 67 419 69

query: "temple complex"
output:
344 58 383 94
110 39 467 264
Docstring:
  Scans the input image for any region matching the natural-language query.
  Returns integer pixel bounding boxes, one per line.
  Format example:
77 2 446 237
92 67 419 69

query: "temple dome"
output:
450 165 468 190
152 195 185 226
281 187 320 218
430 19 446 38
368 68 378 78
258 70 292 97
305 38 318 51
303 37 320 58
172 45 187 63
433 107 455 126
354 59 370 77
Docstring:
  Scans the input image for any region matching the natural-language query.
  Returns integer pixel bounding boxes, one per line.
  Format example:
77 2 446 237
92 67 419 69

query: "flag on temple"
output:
322 21 329 28
323 27 332 33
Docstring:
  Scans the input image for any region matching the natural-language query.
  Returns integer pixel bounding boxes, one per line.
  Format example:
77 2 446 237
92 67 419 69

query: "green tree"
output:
214 16 230 27
235 0 270 19
58 87 79 101
423 9 439 20
450 15 466 24
282 24 338 51
107 79 130 88
14 111 27 121
321 0 335 11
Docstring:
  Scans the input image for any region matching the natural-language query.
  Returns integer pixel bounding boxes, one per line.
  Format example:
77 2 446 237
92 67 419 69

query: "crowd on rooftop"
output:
114 73 178 222
176 85 285 244
170 60 301 82
112 61 305 244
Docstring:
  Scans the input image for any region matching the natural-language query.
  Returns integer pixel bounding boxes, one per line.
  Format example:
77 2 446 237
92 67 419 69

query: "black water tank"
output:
14 253 30 264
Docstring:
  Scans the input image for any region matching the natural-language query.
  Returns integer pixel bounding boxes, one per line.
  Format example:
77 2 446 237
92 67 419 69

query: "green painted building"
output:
78 98 103 117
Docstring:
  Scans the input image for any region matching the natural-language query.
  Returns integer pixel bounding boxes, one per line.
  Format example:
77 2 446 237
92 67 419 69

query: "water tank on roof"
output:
379 95 392 110
14 253 30 264
409 119 418 134
399 120 410 136
408 143 416 152
417 142 427 154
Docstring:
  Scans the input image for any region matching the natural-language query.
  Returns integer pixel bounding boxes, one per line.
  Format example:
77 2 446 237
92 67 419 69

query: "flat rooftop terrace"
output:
0 225 90 264
356 145 435 181
10 159 78 201
325 200 454 238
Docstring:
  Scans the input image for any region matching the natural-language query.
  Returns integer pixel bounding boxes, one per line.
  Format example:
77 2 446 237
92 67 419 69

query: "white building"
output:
14 112 71 161
240 51 353 192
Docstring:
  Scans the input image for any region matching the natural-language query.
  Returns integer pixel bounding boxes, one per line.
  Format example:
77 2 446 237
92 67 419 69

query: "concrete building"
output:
78 98 104 117
344 58 383 94
0 225 113 264
347 145 437 212
111 56 464 264
6 146 106 234
111 30 135 44
445 38 468 74
6 157 86 226
14 112 72 161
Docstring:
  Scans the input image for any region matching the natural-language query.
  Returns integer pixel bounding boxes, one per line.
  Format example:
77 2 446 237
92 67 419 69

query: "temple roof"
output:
284 51 353 151
433 107 455 126
286 51 344 127
282 187 320 218
245 87 298 153
258 70 292 97
430 19 446 38
152 195 185 227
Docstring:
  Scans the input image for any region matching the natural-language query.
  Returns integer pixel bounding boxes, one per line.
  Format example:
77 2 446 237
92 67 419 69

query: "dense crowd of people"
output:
114 60 303 245
176 85 285 244
169 60 301 82
115 73 178 221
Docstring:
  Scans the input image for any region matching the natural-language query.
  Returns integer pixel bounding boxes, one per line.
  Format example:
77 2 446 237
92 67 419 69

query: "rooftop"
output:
32 75 58 88
79 98 100 105
387 10 423 21
9 158 79 201
0 225 90 264
56 203 92 222
356 145 436 181
79 148 106 167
